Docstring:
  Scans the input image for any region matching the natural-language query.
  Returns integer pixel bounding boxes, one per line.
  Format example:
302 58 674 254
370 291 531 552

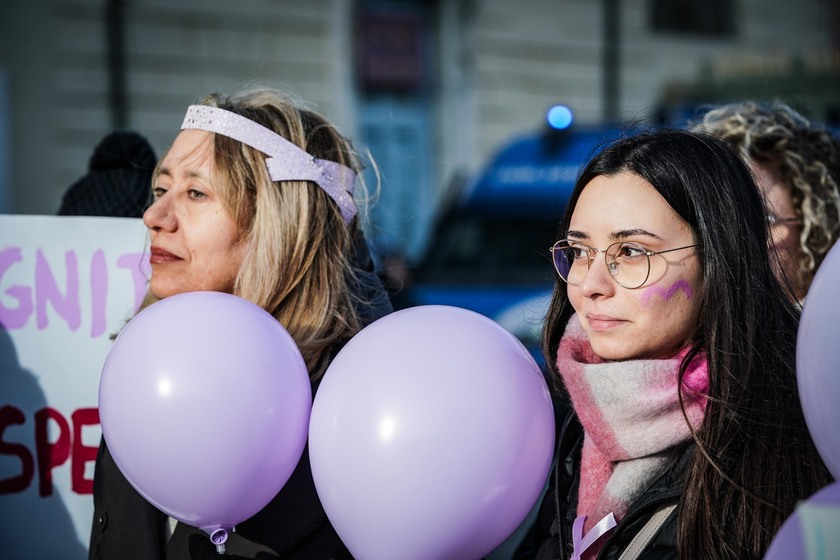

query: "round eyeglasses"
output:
549 239 698 289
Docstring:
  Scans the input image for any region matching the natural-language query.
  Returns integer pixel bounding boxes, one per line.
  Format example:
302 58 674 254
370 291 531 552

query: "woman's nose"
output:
577 255 616 298
143 196 175 232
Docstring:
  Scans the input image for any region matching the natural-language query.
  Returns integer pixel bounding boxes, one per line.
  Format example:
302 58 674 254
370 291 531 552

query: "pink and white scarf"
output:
557 314 709 557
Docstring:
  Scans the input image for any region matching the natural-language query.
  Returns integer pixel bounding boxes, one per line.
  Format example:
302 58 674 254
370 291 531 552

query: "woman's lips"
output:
586 314 626 331
149 247 181 264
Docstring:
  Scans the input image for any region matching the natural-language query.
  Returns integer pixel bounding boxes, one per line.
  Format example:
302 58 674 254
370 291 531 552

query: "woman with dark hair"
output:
529 129 831 559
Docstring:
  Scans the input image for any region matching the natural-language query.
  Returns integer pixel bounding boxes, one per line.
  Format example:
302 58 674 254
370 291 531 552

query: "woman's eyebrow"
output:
610 228 664 240
156 167 211 182
566 228 665 240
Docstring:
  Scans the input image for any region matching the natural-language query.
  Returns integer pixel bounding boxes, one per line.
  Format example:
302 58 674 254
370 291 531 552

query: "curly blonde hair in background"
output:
696 101 840 294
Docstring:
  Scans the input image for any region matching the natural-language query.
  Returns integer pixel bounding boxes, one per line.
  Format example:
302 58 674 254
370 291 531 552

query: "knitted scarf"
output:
557 314 709 557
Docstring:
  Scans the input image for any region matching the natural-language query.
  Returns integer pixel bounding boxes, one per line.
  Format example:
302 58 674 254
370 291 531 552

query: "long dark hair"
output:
542 129 832 559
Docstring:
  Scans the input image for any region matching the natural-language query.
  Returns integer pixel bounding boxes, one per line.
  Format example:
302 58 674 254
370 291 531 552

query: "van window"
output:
417 215 558 286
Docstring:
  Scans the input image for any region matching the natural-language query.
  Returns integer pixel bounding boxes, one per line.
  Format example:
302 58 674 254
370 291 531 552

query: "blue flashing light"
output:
547 105 573 130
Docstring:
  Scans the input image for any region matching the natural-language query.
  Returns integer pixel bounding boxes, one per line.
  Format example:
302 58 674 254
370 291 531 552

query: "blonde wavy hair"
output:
148 87 367 380
695 101 840 293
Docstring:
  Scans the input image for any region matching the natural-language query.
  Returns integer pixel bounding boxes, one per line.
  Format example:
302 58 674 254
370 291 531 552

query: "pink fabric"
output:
556 314 709 556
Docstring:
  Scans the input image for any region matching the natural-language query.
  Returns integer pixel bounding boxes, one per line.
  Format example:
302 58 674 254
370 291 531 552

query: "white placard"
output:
0 215 148 559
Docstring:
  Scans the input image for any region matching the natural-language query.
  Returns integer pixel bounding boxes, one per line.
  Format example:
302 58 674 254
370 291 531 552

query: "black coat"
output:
165 401 353 560
88 384 356 560
89 241 393 560
527 410 692 560
88 438 168 560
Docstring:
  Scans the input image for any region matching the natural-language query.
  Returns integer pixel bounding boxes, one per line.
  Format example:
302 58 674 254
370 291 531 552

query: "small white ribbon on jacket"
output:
571 512 617 560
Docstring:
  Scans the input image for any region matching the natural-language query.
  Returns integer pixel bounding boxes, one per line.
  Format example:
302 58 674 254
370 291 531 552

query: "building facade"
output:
1 0 837 259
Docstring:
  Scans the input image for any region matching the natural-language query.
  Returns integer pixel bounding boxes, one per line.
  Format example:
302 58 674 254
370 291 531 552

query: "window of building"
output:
651 0 736 38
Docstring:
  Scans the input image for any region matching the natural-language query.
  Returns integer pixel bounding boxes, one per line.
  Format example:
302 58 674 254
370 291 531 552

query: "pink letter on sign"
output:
90 249 107 337
71 408 100 494
117 253 150 312
35 249 81 331
0 405 35 494
0 248 33 329
35 408 71 497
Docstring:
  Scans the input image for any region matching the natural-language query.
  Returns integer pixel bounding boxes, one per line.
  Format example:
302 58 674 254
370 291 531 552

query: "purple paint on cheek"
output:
641 279 693 306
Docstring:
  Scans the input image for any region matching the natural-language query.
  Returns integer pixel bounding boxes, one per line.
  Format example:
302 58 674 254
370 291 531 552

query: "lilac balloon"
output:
99 291 311 535
309 305 555 560
797 241 840 479
764 481 840 559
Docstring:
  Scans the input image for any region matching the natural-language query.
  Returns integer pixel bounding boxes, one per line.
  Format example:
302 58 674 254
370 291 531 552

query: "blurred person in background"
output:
695 101 840 302
377 247 415 310
88 86 392 560
58 130 155 218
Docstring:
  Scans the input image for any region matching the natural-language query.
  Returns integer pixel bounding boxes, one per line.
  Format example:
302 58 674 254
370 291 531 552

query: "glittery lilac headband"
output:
181 105 357 223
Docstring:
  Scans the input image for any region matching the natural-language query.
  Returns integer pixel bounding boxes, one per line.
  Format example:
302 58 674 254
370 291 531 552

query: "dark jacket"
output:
89 239 393 560
529 410 692 560
165 414 351 560
88 438 169 560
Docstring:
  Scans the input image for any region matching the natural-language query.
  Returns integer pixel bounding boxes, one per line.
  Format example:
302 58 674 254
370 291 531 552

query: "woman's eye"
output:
151 186 167 200
617 244 646 258
188 189 206 199
570 246 587 259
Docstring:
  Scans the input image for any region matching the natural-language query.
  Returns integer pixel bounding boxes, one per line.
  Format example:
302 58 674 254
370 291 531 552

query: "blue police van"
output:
404 124 624 366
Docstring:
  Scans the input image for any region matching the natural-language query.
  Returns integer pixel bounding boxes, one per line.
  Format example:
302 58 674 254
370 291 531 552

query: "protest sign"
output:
1 215 148 559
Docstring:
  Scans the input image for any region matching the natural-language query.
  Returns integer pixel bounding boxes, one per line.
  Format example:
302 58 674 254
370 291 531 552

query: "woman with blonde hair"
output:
695 101 840 302
88 86 392 560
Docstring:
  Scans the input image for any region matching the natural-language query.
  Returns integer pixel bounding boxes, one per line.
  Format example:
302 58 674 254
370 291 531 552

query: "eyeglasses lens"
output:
553 241 589 285
553 240 651 289
605 242 649 289
553 243 575 281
